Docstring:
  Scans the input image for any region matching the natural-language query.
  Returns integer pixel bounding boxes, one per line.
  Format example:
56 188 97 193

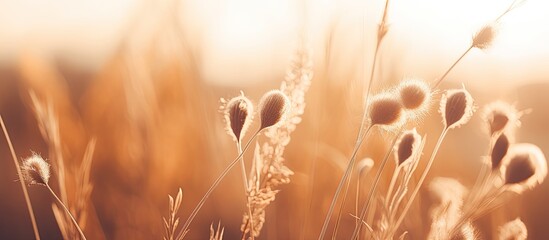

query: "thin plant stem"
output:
237 141 255 240
391 128 449 236
45 184 86 240
0 115 41 240
352 128 402 240
179 130 261 239
432 45 473 89
317 125 373 240
327 1 392 237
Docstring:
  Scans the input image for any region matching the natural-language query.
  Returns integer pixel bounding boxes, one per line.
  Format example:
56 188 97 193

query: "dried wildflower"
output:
501 143 547 193
498 218 527 240
258 90 290 130
398 78 432 115
395 128 421 166
223 94 254 142
440 88 475 129
368 92 405 128
482 101 522 136
243 47 312 238
22 153 50 185
472 24 496 50
491 133 510 170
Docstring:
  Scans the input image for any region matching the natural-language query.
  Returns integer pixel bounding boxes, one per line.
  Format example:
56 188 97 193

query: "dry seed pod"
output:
440 88 475 130
394 128 421 166
258 90 290 130
482 101 521 136
224 94 254 142
368 92 405 127
398 78 431 113
472 24 496 50
491 133 510 170
21 153 50 185
501 143 547 193
498 218 527 240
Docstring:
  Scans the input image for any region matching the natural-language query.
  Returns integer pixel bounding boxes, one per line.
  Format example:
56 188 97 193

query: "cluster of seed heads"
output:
367 78 432 129
224 90 290 141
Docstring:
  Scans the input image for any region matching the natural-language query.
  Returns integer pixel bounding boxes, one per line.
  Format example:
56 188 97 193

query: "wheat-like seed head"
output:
21 153 50 186
223 93 254 142
482 101 522 137
258 90 290 130
472 24 496 50
368 92 406 129
501 143 547 193
394 128 421 166
440 88 475 130
498 218 528 240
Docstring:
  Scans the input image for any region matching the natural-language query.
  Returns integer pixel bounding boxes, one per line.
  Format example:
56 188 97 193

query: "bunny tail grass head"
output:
368 92 406 130
398 78 432 117
22 153 50 186
440 88 475 130
501 143 547 193
498 218 528 240
223 93 254 142
482 101 522 137
472 24 496 50
395 128 422 166
258 90 290 130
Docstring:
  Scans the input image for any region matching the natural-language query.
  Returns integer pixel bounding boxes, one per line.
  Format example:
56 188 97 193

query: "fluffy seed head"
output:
368 92 405 127
440 88 475 130
398 78 431 112
224 94 254 142
482 101 522 136
395 128 422 166
258 90 290 130
491 133 510 170
21 153 50 185
498 218 527 240
501 143 547 193
472 24 495 50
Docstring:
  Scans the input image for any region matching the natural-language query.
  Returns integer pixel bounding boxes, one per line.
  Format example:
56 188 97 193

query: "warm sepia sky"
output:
0 0 548 89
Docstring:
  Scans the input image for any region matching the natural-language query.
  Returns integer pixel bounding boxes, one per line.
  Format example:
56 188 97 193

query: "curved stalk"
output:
45 184 86 240
391 128 449 236
1 115 41 240
178 130 261 238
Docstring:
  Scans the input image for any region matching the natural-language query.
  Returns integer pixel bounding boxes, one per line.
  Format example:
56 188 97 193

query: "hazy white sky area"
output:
0 0 547 89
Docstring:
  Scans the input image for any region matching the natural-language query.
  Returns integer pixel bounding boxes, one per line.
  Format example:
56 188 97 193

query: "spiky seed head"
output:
482 101 522 136
472 24 495 50
501 143 547 193
224 94 254 142
21 153 50 185
368 92 405 127
398 78 431 112
395 128 421 166
491 133 510 170
258 90 290 130
440 88 475 130
498 218 528 240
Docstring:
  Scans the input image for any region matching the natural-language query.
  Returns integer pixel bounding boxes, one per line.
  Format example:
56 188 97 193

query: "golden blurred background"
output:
0 0 548 239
